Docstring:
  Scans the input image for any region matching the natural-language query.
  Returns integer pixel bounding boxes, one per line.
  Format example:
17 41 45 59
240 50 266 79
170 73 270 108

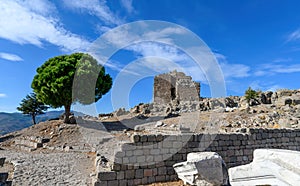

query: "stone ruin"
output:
153 70 200 104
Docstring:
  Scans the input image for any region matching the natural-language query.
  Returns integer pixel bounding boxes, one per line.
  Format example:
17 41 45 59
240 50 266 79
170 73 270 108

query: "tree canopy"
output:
17 93 49 125
31 53 112 123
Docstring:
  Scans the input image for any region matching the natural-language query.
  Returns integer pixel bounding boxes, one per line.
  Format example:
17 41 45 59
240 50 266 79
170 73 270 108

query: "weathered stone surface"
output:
229 149 300 186
1 151 93 185
173 152 228 186
153 70 200 104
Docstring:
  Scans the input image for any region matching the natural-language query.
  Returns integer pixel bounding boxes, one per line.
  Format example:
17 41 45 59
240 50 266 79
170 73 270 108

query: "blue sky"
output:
1 0 300 114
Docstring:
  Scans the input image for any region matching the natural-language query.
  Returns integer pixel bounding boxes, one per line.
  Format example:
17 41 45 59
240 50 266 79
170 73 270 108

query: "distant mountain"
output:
0 111 64 135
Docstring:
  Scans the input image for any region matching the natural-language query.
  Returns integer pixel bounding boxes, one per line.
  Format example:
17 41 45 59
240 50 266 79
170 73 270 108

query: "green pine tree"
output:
17 93 49 125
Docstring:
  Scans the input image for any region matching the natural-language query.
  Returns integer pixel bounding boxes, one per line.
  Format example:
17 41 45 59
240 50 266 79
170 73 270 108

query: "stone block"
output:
150 149 160 155
158 167 167 175
144 169 153 177
125 170 135 179
133 149 143 156
162 141 173 148
154 155 163 162
230 134 238 140
118 180 127 186
156 175 166 182
137 156 146 163
141 177 148 185
135 169 144 179
107 180 118 186
117 171 125 180
147 135 156 142
94 180 107 186
140 135 148 142
148 176 156 184
129 156 137 163
146 155 154 163
131 134 140 143
98 171 116 181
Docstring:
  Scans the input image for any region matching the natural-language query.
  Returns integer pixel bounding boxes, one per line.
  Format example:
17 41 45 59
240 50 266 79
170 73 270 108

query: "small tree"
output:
17 93 49 125
245 87 258 103
31 53 112 123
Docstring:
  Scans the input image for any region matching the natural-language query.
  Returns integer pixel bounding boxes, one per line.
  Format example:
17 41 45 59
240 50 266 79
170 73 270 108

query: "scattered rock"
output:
69 115 76 124
114 108 129 117
134 125 145 131
173 152 229 186
136 114 148 120
155 121 164 128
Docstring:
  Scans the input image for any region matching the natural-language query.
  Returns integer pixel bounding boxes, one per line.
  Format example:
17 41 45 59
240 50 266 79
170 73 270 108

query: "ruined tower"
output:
153 70 200 104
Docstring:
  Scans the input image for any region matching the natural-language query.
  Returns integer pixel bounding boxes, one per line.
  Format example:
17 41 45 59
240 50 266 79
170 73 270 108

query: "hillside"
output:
0 111 64 135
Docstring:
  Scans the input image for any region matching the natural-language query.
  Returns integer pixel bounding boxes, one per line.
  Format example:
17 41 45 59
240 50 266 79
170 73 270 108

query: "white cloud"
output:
16 0 57 17
63 0 123 26
214 53 250 78
120 42 249 83
129 42 189 62
0 0 90 52
287 28 300 42
0 93 7 98
120 0 134 13
0 52 23 61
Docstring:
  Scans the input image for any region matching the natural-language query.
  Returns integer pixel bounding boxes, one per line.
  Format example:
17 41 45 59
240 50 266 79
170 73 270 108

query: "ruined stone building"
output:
153 71 200 104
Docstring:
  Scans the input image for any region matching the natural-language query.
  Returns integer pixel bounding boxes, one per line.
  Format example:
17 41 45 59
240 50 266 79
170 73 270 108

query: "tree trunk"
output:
64 104 71 124
32 114 36 125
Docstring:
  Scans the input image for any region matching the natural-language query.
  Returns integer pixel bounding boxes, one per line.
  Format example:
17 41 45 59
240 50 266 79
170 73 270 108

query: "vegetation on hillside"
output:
245 87 259 103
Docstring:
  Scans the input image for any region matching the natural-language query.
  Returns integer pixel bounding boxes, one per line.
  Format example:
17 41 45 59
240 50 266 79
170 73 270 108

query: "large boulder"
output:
173 152 229 185
209 98 226 110
229 149 300 186
260 91 273 104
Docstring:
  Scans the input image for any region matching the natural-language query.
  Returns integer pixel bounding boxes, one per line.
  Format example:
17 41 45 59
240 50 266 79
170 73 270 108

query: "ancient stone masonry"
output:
153 71 200 104
94 128 300 185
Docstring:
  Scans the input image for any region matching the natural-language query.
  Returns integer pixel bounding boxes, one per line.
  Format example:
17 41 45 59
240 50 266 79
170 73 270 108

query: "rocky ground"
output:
0 150 94 185
0 89 299 185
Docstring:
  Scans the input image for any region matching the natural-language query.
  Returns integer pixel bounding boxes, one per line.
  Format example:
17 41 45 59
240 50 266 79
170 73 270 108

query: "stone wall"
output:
95 128 300 186
153 71 200 105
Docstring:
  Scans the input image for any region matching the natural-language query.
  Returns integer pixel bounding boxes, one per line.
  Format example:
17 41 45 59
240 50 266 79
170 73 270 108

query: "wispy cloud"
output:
113 42 250 83
215 53 250 78
0 0 90 52
0 93 7 98
250 81 283 92
63 0 123 26
0 52 23 61
272 58 292 63
287 28 300 42
120 0 134 13
254 60 300 76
